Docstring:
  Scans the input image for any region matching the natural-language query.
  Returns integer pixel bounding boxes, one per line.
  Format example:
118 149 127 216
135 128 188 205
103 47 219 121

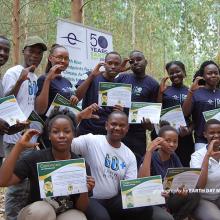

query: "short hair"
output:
107 111 128 122
0 35 10 46
105 51 121 62
204 119 220 132
158 125 178 137
165 61 186 75
129 50 144 58
193 60 220 81
46 108 77 134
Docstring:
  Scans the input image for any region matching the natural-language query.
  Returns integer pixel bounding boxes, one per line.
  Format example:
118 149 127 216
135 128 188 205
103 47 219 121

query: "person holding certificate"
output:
35 44 79 121
182 60 220 151
75 51 125 136
190 119 220 220
157 61 194 166
139 124 200 220
0 113 95 220
72 111 153 220
115 50 159 166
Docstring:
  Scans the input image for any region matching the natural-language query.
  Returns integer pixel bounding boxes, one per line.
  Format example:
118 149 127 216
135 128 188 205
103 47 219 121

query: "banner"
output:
56 18 113 87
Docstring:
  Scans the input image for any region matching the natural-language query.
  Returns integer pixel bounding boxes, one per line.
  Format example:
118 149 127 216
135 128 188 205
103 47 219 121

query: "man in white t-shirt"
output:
72 111 153 220
2 36 47 220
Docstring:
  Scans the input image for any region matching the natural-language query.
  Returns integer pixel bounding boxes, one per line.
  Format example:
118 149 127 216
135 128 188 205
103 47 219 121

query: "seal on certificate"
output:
44 181 53 193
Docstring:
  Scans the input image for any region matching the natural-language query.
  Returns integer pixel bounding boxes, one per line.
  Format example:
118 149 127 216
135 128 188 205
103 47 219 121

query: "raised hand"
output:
16 129 40 150
207 139 220 159
159 77 169 93
141 118 153 131
113 104 124 112
91 62 105 77
179 126 191 137
147 137 164 153
77 103 100 122
46 64 63 81
189 76 205 92
120 58 130 72
18 65 36 82
87 176 95 192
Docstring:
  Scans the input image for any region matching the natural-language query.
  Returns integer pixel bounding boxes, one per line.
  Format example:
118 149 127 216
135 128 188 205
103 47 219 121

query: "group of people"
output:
0 34 220 220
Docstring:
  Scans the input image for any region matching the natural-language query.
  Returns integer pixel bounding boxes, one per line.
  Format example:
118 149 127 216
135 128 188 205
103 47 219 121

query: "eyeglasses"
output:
52 55 69 62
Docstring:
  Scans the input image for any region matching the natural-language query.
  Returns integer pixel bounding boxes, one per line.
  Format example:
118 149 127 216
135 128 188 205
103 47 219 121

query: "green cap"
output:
24 36 47 51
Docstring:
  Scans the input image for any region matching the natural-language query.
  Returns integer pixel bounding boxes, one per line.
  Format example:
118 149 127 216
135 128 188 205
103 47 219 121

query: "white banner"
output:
56 19 113 87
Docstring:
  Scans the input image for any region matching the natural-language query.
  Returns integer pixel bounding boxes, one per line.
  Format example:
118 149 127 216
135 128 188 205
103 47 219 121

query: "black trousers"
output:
86 194 153 220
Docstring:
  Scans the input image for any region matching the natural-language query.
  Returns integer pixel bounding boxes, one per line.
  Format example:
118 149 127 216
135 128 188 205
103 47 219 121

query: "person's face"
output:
105 54 122 78
49 47 69 72
105 114 129 142
23 45 44 67
167 64 185 86
129 52 147 75
204 124 220 148
0 38 10 66
49 118 74 152
203 64 220 87
161 130 178 154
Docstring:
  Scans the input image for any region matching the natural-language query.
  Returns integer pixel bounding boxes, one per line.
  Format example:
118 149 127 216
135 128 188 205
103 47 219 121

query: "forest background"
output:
0 0 220 85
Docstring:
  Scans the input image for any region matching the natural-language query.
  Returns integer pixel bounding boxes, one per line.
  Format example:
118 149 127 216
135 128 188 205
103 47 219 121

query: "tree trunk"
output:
131 1 136 50
71 0 83 23
12 0 20 65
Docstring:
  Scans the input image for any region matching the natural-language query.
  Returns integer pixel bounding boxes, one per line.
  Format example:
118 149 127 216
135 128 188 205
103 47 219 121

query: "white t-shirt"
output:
190 146 220 200
2 65 37 144
72 133 137 199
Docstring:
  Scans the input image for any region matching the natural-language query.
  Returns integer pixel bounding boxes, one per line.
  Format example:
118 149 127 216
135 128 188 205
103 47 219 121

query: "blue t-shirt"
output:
151 151 182 179
162 85 188 108
191 87 220 143
76 73 115 135
116 73 159 132
36 75 74 119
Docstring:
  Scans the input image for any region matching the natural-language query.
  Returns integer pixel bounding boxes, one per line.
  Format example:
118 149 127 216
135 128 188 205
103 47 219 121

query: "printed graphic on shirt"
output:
132 86 142 96
104 154 126 180
172 94 187 103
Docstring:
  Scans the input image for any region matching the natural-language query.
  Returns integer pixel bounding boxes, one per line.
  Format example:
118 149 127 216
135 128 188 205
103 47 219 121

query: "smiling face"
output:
0 38 10 66
23 45 44 67
204 124 220 149
105 112 129 145
49 117 74 153
203 64 220 88
129 51 147 76
167 63 185 86
160 130 178 155
49 47 69 72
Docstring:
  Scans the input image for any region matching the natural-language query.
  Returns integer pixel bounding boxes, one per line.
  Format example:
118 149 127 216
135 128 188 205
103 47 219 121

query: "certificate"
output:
28 111 45 143
203 108 220 122
129 102 162 124
98 82 132 108
0 95 27 126
37 158 87 198
160 105 186 129
120 176 165 209
164 168 201 191
46 94 81 117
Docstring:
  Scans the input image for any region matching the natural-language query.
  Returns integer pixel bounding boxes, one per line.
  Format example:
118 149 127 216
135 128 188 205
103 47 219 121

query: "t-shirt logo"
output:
207 99 214 105
132 86 142 96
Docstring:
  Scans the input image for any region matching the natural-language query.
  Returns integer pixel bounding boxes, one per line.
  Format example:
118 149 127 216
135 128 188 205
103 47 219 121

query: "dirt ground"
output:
0 188 5 219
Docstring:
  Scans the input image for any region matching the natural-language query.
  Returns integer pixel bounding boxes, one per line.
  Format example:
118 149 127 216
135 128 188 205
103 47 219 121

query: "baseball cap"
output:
23 36 47 51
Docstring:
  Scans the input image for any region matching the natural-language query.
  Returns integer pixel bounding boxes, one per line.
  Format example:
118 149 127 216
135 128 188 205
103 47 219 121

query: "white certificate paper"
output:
46 94 81 117
37 158 87 198
98 82 132 108
129 102 162 124
203 108 220 122
0 95 27 126
120 176 165 209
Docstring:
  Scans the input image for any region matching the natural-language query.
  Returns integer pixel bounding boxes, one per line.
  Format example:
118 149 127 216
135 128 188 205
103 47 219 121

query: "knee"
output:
19 201 56 220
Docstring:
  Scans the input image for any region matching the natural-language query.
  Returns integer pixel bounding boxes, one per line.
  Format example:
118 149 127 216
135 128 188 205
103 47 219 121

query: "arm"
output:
0 129 39 186
75 63 104 101
157 77 169 103
138 137 164 177
182 76 203 117
35 65 63 114
4 65 35 97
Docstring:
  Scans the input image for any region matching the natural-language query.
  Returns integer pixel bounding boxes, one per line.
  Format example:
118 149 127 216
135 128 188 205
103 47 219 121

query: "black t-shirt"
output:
14 148 88 205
